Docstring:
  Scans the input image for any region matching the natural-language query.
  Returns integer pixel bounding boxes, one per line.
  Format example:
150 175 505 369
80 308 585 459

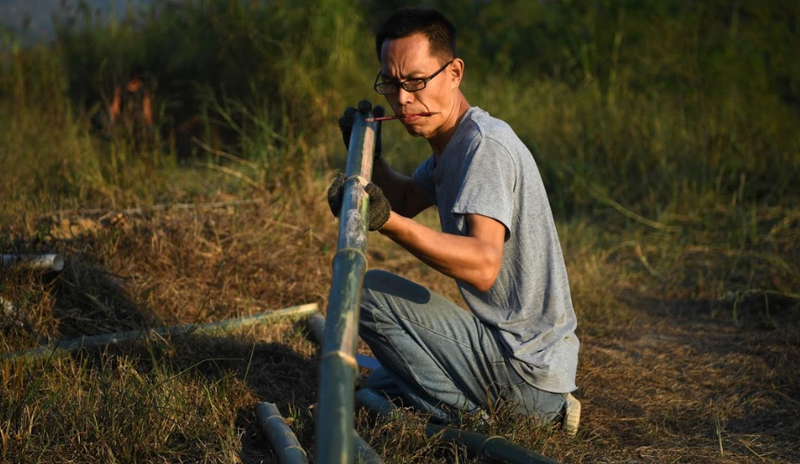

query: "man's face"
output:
126 78 143 92
379 33 459 139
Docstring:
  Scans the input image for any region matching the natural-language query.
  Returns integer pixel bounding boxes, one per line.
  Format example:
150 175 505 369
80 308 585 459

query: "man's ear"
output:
450 58 465 89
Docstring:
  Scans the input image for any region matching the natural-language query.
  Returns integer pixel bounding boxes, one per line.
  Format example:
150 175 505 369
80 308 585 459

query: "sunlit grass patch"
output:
0 353 250 463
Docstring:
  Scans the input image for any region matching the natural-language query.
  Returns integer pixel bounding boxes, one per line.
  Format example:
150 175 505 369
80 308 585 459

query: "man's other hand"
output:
365 182 391 231
337 102 384 161
327 173 391 231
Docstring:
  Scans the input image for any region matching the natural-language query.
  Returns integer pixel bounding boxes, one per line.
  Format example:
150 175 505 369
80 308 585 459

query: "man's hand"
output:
337 107 357 149
338 101 384 161
364 182 391 231
327 172 346 218
327 173 391 231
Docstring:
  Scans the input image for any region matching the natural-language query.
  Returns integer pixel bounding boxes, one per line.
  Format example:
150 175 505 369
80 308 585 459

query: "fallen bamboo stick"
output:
1 254 65 272
424 424 562 464
44 198 265 220
306 311 326 346
351 430 385 464
256 402 309 464
355 386 562 464
2 303 318 362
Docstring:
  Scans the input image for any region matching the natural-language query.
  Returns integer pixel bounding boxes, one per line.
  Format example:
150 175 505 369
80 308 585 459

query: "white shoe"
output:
563 393 581 437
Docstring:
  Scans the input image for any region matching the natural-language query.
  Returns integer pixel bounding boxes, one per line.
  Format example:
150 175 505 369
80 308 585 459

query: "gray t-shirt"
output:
411 107 579 393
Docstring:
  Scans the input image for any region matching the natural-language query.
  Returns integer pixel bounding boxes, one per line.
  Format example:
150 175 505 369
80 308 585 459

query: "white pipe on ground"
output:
1 254 65 271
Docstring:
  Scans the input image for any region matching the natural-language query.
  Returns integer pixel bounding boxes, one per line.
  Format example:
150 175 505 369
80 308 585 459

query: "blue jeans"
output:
359 270 566 424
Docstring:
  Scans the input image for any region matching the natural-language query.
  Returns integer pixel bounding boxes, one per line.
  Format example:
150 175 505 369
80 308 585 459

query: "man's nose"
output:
396 87 415 106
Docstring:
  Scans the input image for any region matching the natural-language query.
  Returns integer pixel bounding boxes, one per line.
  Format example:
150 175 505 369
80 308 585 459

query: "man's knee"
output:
363 269 396 290
362 269 433 312
361 269 396 318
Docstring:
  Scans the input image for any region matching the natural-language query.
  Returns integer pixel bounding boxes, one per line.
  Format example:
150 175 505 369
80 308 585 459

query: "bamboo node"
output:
321 350 358 368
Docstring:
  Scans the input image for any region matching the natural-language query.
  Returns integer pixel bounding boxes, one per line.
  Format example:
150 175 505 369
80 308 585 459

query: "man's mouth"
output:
366 112 440 123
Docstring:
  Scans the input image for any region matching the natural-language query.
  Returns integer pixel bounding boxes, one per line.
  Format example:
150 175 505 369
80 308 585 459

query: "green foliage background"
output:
1 0 798 311
2 0 798 213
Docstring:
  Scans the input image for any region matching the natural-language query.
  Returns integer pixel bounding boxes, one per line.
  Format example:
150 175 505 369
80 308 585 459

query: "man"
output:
108 67 155 150
329 7 580 435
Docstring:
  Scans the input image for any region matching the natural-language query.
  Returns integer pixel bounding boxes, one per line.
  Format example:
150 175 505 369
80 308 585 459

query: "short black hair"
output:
375 7 457 63
129 66 149 81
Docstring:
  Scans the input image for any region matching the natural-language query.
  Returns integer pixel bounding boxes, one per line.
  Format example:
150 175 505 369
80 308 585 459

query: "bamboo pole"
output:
316 104 378 463
308 311 380 373
308 310 385 463
3 303 319 361
354 387 398 421
1 254 65 271
356 386 562 464
256 402 309 464
424 424 563 464
307 311 326 346
351 430 384 464
309 396 386 464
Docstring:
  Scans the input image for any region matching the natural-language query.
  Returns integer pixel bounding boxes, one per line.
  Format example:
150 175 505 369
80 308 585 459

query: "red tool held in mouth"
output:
365 112 440 122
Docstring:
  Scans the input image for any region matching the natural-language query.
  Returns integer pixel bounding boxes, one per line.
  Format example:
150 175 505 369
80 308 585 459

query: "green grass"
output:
1 354 248 463
1 1 799 463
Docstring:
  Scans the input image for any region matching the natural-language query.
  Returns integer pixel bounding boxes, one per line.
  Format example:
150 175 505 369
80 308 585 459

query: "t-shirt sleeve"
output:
451 137 516 240
410 155 437 205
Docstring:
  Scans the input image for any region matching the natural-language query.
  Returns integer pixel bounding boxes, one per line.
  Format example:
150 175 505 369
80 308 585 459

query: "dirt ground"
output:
577 292 800 464
4 199 798 464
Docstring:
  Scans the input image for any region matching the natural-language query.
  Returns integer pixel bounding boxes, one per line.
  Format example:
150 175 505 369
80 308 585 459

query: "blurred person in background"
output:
107 66 155 151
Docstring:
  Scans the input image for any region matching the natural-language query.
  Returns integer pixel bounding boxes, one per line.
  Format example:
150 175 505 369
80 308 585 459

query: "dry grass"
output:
578 312 800 463
2 168 799 463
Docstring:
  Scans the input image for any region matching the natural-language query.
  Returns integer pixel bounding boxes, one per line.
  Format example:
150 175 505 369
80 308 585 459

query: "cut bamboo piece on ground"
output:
256 402 309 464
351 430 385 464
307 311 326 346
425 424 563 464
2 303 319 361
1 253 65 271
356 386 562 464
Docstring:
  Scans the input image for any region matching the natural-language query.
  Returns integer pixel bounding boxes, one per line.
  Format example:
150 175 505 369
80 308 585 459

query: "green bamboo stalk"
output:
256 402 309 464
307 310 379 374
309 388 386 464
354 387 398 421
317 104 379 464
306 311 326 345
425 424 563 464
3 303 319 362
356 387 562 464
309 310 385 463
351 430 385 464
1 253 64 271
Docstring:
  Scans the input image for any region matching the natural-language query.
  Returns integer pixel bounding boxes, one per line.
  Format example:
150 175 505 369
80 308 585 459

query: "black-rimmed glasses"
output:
373 59 454 95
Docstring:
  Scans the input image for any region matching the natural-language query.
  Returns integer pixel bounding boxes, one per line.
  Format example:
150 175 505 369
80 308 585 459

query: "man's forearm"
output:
372 158 428 218
378 212 503 292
